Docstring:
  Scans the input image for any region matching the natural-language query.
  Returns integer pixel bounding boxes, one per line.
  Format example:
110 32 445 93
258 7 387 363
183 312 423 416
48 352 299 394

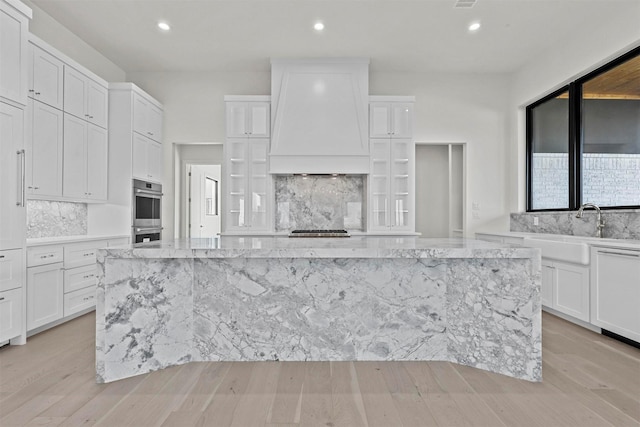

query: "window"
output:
526 46 640 211
205 177 218 216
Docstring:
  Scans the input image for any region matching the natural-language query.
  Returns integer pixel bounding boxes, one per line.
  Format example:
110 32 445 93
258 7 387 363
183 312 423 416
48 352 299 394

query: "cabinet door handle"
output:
17 150 25 207
0 255 5 259
35 92 41 95
0 297 5 301
28 89 34 93
599 250 640 258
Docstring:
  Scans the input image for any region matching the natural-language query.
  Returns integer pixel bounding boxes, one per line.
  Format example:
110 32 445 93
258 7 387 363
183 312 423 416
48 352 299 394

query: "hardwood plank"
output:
0 394 65 426
421 393 472 427
380 362 438 426
57 374 147 427
402 361 447 395
299 362 332 427
330 362 368 427
592 388 640 423
268 361 305 424
353 361 404 427
196 362 255 427
229 362 280 427
542 361 639 427
176 362 230 412
24 416 66 426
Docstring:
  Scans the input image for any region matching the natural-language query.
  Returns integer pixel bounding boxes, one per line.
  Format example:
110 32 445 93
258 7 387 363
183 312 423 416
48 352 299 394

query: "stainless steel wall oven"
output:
132 179 162 242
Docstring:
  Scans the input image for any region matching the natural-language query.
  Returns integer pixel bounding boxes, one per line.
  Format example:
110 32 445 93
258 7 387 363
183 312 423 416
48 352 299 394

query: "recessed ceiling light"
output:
314 22 325 31
468 22 481 31
158 21 171 31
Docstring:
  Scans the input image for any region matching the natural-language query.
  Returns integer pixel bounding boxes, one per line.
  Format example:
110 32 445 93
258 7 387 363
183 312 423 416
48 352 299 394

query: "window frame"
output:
526 45 640 212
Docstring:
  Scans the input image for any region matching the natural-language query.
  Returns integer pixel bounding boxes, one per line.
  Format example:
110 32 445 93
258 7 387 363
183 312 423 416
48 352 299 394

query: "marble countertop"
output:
99 236 539 259
27 234 130 247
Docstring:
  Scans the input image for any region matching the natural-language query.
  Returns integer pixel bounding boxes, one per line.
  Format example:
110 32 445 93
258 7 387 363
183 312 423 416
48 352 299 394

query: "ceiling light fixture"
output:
314 22 325 31
468 22 481 31
158 21 171 31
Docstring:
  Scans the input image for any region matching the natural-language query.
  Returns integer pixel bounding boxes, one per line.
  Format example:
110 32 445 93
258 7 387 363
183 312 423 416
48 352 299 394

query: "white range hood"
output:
269 58 370 174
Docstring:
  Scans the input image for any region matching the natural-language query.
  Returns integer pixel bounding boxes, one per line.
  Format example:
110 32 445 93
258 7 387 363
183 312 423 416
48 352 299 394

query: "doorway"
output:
187 164 221 237
415 143 466 238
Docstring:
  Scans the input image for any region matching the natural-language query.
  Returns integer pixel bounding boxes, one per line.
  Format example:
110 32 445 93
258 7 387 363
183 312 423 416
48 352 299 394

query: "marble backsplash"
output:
511 209 640 240
27 200 88 238
275 175 364 231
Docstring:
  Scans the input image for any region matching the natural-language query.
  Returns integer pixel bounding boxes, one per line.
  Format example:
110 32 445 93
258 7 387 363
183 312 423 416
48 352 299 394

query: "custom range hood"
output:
269 58 370 174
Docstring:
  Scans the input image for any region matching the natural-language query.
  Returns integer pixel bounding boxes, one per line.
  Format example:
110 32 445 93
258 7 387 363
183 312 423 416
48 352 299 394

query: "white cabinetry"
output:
541 259 590 322
368 97 415 233
224 138 271 232
26 244 64 331
109 83 164 190
590 247 640 342
0 248 24 342
62 113 108 201
369 101 413 139
26 98 63 197
133 92 162 143
368 138 415 232
132 132 162 183
63 65 107 129
0 0 30 106
28 43 63 109
0 101 25 250
226 101 269 138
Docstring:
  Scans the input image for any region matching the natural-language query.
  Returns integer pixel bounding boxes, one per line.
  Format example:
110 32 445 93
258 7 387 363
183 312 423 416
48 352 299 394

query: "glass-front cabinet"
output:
224 137 271 232
369 138 414 231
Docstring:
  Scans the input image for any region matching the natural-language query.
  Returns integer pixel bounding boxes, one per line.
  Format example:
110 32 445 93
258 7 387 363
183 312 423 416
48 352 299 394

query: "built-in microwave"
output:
132 179 162 242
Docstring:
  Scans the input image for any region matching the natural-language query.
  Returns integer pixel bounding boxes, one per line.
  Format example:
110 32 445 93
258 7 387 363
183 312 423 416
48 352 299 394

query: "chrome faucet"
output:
576 203 605 238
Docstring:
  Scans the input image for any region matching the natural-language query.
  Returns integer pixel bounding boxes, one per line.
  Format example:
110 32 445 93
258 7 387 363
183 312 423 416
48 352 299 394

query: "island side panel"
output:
193 258 448 362
445 257 542 382
96 257 195 383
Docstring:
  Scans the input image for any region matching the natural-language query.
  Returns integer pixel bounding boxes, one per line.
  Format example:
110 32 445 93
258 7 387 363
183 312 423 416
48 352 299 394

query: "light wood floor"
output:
0 312 638 427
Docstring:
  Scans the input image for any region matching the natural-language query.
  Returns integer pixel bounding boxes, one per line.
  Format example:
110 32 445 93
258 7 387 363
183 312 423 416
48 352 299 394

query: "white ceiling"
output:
30 0 638 74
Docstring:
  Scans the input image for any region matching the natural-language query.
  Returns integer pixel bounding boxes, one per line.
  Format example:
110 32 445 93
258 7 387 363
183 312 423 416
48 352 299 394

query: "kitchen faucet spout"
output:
576 203 605 238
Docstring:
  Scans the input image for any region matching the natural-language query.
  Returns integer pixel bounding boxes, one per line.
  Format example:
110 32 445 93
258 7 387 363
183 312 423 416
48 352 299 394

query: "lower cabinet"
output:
64 285 96 317
541 258 590 322
590 247 640 342
26 262 64 330
0 287 23 342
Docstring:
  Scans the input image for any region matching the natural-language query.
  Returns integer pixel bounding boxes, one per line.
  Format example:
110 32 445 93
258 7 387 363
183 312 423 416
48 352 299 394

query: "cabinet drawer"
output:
64 264 97 293
64 285 96 317
64 241 107 269
0 287 23 342
0 249 24 292
27 246 63 267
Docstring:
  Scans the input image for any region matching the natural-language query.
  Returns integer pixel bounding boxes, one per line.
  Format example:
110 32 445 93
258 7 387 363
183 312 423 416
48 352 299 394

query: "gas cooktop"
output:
289 229 350 238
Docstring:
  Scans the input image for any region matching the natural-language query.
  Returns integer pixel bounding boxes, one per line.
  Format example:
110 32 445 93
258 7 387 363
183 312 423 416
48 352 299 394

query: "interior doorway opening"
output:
187 164 221 238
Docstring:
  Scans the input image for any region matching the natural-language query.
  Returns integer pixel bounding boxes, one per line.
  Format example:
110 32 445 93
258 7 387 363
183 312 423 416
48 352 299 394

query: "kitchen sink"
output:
523 235 590 265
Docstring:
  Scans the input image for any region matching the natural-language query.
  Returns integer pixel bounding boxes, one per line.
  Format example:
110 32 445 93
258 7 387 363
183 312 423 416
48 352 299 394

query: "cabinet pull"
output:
0 255 5 259
0 297 5 301
17 150 25 207
35 92 41 95
28 89 34 93
599 250 640 258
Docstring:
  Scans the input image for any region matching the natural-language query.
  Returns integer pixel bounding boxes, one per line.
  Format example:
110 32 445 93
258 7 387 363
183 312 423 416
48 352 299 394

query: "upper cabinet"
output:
133 92 162 143
64 65 108 129
26 98 63 197
62 113 108 201
369 100 413 139
226 100 269 138
28 43 63 110
0 101 25 251
0 0 30 106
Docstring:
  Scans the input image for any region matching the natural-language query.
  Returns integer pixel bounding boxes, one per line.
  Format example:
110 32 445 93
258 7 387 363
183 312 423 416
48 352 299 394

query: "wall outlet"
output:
533 216 539 226
472 202 480 211
472 211 480 219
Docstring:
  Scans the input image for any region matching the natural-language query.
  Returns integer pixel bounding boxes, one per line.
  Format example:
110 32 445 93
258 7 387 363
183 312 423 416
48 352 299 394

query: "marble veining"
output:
275 175 364 231
511 210 640 239
27 200 87 238
97 237 541 383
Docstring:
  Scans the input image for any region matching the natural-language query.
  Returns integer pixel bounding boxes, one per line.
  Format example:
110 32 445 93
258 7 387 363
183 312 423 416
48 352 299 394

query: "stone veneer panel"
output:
275 175 364 231
26 200 87 238
511 210 640 240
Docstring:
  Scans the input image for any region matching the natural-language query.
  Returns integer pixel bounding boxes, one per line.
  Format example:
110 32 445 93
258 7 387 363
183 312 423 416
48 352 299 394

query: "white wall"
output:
23 0 126 82
129 70 510 238
508 2 640 214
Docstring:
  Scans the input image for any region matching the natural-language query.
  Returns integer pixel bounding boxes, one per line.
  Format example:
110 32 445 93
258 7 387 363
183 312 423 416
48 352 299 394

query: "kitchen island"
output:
96 237 541 383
